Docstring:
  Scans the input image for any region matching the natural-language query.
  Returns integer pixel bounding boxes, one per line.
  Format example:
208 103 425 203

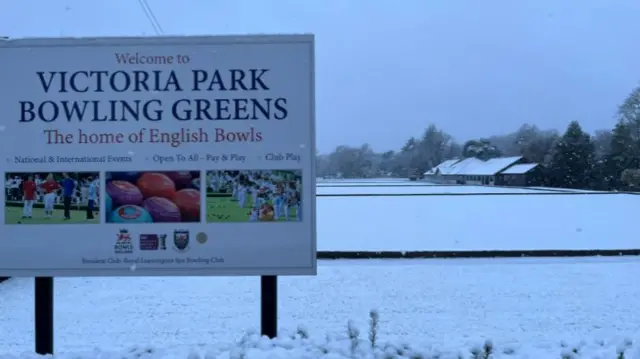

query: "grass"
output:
4 206 100 225
206 196 300 222
231 310 634 359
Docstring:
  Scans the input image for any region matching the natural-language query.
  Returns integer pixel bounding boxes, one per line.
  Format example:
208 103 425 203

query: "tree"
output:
547 121 596 189
417 124 454 172
618 85 640 145
601 122 637 189
592 130 613 159
462 139 501 160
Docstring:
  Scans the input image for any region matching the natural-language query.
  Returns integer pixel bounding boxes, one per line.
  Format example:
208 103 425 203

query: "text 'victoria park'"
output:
18 69 292 122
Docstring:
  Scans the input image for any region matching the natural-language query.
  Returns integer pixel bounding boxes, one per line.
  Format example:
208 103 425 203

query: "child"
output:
40 173 60 218
22 175 36 218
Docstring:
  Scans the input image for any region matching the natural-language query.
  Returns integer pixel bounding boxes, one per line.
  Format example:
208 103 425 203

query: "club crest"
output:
173 230 190 252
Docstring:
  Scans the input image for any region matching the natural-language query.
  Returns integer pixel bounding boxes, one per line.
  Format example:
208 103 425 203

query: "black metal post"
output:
35 277 54 355
260 275 278 338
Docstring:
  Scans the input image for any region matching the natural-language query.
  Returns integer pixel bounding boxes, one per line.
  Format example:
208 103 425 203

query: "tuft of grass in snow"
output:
347 319 360 356
369 309 379 349
470 340 493 359
3 310 638 359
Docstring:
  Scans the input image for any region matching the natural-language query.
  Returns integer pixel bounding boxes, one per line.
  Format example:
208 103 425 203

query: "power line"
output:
137 0 164 35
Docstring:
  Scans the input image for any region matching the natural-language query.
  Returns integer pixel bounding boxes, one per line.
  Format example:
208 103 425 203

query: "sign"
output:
0 35 316 277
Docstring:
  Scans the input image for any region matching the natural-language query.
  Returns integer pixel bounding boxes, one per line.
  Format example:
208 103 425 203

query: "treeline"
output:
317 85 640 190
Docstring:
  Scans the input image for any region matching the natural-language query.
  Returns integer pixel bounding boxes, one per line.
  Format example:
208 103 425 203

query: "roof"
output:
444 157 485 175
501 163 539 175
423 159 461 175
465 156 523 176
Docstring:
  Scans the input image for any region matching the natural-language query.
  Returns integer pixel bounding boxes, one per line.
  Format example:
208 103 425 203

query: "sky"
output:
2 1 639 153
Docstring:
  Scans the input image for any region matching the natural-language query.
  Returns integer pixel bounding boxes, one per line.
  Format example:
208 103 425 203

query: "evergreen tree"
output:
602 122 637 189
548 121 596 189
462 139 501 160
618 85 640 145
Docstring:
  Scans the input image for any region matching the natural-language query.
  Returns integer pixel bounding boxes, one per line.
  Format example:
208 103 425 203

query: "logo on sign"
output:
139 234 167 250
196 232 208 244
173 230 190 252
115 229 134 254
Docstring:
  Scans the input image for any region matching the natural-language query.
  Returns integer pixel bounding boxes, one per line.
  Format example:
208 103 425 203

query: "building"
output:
463 156 524 185
497 163 544 186
423 157 487 184
423 159 461 176
424 156 542 186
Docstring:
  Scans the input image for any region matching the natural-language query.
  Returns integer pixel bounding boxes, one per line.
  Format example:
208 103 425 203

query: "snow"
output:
465 156 523 176
501 163 539 174
2 337 639 358
317 184 551 195
317 178 432 186
442 157 485 175
319 192 638 251
2 180 639 358
1 258 640 358
317 180 440 187
530 186 607 193
423 159 461 175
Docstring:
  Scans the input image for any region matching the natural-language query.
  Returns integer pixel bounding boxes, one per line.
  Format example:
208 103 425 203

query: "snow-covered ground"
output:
1 257 639 358
317 178 450 187
317 178 421 185
317 184 552 195
529 186 607 193
318 191 638 251
2 180 638 358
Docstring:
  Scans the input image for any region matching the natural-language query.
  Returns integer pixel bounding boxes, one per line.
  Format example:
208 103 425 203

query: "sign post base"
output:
35 277 54 355
260 275 278 338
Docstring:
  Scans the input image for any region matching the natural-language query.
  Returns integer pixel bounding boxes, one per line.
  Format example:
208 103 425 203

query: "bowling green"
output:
205 196 298 222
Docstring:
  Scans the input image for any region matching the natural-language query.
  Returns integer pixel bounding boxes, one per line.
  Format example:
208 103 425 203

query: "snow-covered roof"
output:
438 159 461 168
444 157 485 175
465 156 523 176
501 163 539 175
423 159 461 175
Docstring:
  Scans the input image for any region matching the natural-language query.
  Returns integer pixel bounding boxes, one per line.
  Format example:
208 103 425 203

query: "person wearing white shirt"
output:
238 184 247 208
86 177 98 220
251 185 258 207
34 175 43 202
8 177 20 201
248 207 259 221
80 180 89 205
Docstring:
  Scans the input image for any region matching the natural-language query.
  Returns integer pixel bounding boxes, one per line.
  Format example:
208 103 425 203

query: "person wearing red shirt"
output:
22 175 36 219
40 173 61 218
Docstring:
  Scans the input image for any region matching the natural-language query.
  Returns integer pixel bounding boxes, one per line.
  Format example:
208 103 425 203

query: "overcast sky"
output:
2 1 639 153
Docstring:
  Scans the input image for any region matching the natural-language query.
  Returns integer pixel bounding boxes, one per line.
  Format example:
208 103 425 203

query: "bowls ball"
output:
173 188 200 222
165 171 193 190
143 196 182 223
109 205 153 223
106 180 143 206
137 172 176 200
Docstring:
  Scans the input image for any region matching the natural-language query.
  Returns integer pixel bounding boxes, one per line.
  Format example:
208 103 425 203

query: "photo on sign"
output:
206 170 302 222
105 171 201 224
4 172 101 225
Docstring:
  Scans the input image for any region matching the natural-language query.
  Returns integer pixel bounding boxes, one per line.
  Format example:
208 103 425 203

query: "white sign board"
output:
0 35 316 277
